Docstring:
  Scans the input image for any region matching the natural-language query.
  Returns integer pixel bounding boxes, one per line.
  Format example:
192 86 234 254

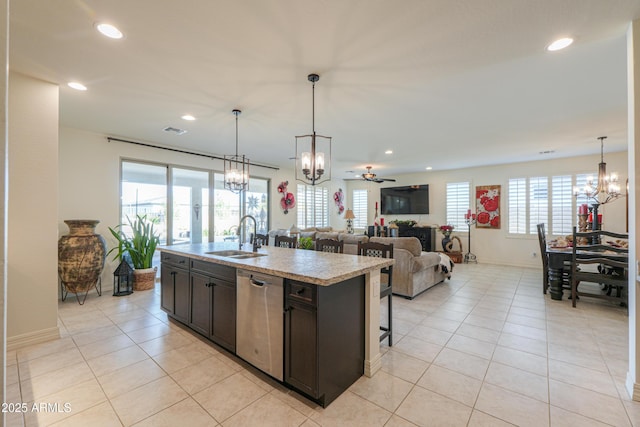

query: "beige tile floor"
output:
6 263 640 426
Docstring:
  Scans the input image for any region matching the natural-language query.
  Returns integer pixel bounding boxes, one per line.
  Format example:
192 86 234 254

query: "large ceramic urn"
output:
58 220 107 295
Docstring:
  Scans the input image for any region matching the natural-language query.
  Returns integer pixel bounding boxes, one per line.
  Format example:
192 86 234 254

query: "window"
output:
508 172 597 235
528 176 548 233
297 184 328 228
121 161 168 244
551 175 573 235
352 189 368 229
120 160 270 246
508 178 527 234
446 182 470 229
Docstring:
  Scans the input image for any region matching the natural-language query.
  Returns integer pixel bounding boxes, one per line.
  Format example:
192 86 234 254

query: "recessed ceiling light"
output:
547 37 573 52
96 23 124 39
385 150 393 155
181 115 196 121
67 82 87 91
425 166 433 170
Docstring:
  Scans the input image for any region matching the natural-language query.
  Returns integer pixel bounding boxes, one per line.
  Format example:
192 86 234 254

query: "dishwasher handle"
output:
249 276 266 287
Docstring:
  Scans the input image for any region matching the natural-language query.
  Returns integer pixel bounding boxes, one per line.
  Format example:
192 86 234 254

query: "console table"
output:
398 226 436 252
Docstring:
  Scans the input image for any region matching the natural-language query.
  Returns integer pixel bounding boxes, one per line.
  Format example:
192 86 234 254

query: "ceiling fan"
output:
361 166 396 183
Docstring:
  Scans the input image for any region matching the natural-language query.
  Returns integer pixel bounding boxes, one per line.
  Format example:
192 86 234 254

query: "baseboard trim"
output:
7 326 60 352
364 352 382 377
625 372 640 400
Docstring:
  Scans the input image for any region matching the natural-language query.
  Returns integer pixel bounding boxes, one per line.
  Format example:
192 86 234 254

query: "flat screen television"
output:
380 185 429 215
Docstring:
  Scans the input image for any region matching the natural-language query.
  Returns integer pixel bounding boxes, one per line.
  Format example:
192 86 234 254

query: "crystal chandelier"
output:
224 109 249 193
295 74 331 185
573 136 621 205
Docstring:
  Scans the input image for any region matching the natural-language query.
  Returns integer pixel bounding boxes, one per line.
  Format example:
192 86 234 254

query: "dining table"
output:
546 245 629 301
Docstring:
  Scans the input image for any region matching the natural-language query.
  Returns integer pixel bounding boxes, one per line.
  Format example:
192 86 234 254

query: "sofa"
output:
369 236 446 299
267 229 446 298
268 227 368 254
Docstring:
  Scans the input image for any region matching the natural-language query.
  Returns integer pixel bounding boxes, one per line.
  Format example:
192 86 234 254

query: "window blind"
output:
508 178 527 234
297 184 328 228
551 175 572 235
528 176 548 234
352 189 368 229
446 182 470 229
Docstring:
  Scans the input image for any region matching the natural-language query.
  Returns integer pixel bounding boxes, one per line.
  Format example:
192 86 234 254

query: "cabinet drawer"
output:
190 259 236 281
161 252 189 268
286 280 316 306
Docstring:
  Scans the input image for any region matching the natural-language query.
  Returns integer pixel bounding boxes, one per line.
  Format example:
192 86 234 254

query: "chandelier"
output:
295 74 331 185
573 136 621 205
224 109 249 193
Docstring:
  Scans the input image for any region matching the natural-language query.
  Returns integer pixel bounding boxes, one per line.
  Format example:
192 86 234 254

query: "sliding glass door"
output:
172 167 210 245
120 160 269 246
121 162 168 244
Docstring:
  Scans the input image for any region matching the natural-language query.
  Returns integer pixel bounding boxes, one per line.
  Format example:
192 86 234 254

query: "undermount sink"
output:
230 253 268 259
206 250 267 259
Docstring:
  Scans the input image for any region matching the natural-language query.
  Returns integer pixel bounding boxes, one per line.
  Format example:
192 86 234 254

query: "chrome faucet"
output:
237 215 259 252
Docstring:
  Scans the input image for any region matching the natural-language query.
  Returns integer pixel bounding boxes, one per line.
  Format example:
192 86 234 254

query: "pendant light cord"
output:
233 109 241 157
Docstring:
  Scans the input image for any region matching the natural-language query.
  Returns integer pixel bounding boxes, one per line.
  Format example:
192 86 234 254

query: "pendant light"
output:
224 109 249 193
573 136 621 205
295 74 331 185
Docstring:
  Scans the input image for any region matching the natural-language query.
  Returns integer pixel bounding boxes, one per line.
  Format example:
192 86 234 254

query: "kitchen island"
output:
159 242 393 407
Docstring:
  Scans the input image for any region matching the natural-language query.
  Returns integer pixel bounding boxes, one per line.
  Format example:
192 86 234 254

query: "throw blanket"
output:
438 253 454 279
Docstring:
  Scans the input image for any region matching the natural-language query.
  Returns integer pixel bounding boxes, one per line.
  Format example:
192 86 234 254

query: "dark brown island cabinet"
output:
188 259 237 353
160 254 365 408
160 253 189 323
284 276 365 407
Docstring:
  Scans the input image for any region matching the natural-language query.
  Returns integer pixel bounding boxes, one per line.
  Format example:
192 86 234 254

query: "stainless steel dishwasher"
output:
236 269 284 381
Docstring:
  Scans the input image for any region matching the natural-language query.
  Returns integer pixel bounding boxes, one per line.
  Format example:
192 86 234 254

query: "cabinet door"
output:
190 272 212 336
160 264 175 315
173 268 190 323
284 300 318 398
161 263 189 322
211 279 236 352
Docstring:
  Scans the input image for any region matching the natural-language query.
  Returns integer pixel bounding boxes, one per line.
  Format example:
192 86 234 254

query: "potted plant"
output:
298 236 315 250
108 214 160 291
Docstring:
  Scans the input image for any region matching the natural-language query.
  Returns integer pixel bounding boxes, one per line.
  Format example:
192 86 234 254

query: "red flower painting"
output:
476 185 501 229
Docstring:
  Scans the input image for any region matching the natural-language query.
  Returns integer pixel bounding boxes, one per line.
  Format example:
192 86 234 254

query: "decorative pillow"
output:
316 231 339 241
316 227 333 232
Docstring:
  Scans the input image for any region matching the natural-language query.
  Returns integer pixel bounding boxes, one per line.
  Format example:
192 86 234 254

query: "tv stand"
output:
398 226 436 252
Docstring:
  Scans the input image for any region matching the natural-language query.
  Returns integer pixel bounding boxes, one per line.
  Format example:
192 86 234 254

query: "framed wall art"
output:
476 185 500 229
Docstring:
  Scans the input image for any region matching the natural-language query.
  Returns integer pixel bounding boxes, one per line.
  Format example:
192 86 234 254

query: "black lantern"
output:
113 260 134 296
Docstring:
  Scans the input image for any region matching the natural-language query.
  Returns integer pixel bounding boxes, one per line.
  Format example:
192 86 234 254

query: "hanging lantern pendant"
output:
224 109 250 193
296 74 331 185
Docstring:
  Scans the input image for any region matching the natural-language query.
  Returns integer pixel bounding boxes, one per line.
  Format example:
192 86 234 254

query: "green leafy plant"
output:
298 236 315 250
108 215 160 269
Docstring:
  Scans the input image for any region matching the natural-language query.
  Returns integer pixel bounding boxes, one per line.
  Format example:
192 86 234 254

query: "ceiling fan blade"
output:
379 178 396 182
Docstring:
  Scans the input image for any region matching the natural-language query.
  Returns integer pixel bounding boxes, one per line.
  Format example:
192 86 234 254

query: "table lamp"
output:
344 209 356 234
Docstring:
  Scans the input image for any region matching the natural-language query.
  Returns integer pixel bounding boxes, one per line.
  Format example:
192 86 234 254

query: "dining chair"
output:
315 238 344 253
357 241 393 346
536 223 549 294
251 233 269 247
274 235 297 248
571 226 629 308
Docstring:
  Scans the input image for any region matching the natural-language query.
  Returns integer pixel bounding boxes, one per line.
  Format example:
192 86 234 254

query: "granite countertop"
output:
159 242 394 286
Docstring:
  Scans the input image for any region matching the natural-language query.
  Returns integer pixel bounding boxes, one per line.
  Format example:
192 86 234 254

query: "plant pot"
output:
133 267 157 291
58 220 106 296
441 236 452 252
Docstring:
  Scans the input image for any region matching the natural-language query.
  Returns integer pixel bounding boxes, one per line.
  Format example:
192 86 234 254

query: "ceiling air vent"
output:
163 126 187 135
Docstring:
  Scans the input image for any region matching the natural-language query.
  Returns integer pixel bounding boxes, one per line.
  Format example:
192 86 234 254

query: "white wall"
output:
347 151 628 267
1 0 7 413
7 72 59 345
59 127 347 284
